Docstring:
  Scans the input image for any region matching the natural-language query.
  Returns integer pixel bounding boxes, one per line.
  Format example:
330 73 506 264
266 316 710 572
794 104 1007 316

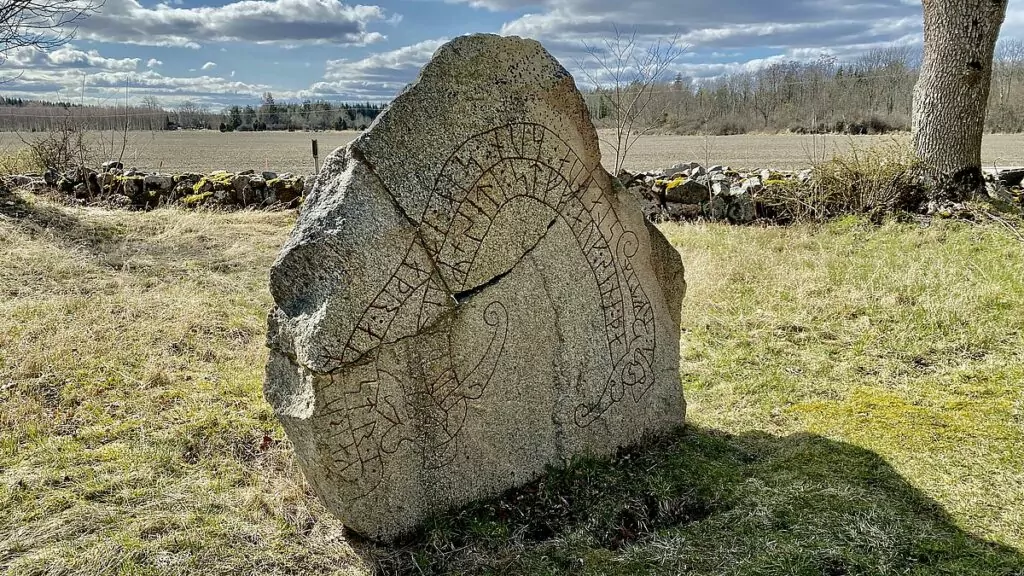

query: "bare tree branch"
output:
576 28 686 173
0 0 103 80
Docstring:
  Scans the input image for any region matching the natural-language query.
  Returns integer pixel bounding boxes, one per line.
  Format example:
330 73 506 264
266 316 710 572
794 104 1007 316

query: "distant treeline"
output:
0 93 386 132
3 39 1024 135
584 40 1024 135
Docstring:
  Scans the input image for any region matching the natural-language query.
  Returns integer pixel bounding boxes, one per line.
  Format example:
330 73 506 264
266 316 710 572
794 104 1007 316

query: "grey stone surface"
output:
998 167 1024 188
664 178 710 204
144 173 174 191
264 34 687 541
8 166 306 210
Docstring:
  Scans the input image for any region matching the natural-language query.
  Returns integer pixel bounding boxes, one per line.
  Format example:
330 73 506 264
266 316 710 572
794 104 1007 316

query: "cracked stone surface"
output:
264 33 687 541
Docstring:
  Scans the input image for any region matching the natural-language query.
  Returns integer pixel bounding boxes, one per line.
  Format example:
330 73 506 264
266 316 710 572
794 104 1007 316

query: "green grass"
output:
1 192 1022 575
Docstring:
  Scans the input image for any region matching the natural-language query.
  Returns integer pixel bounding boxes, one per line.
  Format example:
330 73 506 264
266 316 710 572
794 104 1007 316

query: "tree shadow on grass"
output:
351 425 1024 576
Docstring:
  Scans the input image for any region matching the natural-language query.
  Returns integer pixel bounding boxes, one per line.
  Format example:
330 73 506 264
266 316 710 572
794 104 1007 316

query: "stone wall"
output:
9 159 1021 218
620 163 811 224
2 162 309 210
622 164 1024 224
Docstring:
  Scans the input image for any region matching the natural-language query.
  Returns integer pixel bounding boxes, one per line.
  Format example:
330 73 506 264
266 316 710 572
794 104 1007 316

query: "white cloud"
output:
1004 3 1024 39
444 0 528 8
483 0 1021 52
201 61 217 70
305 37 448 99
78 0 393 48
437 0 949 87
0 65 275 107
0 44 272 106
430 0 926 89
4 45 139 72
499 3 923 50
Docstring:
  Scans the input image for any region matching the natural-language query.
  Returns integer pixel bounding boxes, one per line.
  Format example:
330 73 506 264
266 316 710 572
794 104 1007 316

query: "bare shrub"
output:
757 139 926 222
16 106 131 175
0 0 103 56
576 29 685 173
19 114 89 173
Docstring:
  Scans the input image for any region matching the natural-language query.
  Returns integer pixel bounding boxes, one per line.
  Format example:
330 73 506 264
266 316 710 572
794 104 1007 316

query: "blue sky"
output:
2 0 1023 109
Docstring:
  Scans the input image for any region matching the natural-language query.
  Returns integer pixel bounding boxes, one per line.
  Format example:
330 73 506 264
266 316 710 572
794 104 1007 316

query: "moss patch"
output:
656 176 687 190
192 171 235 195
181 191 213 206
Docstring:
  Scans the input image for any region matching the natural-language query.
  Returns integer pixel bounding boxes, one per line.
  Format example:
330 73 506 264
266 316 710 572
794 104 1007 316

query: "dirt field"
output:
2 130 1022 175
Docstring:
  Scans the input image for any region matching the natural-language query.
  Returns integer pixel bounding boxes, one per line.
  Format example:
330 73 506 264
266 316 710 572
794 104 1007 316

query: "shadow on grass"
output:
0 190 267 274
351 426 1024 576
0 189 126 253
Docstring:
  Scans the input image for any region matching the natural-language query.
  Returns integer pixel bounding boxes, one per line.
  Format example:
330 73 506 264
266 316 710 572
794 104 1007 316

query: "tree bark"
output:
912 0 1008 201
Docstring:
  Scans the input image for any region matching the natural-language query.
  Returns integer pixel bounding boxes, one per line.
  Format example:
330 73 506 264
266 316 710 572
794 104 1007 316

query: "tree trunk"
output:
912 0 1008 201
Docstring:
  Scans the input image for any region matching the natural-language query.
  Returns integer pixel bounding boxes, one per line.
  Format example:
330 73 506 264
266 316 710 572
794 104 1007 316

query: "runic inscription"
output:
313 123 657 497
265 33 685 542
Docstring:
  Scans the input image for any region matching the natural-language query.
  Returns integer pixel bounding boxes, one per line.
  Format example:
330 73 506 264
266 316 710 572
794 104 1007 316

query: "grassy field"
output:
2 130 1024 175
1 191 1023 575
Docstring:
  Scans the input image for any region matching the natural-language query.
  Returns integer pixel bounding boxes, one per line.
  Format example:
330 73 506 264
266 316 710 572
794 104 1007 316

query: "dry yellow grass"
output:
0 194 361 573
1 191 1023 575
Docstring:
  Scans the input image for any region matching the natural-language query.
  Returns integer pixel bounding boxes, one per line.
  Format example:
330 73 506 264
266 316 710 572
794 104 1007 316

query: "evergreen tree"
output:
259 92 279 127
228 105 243 130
